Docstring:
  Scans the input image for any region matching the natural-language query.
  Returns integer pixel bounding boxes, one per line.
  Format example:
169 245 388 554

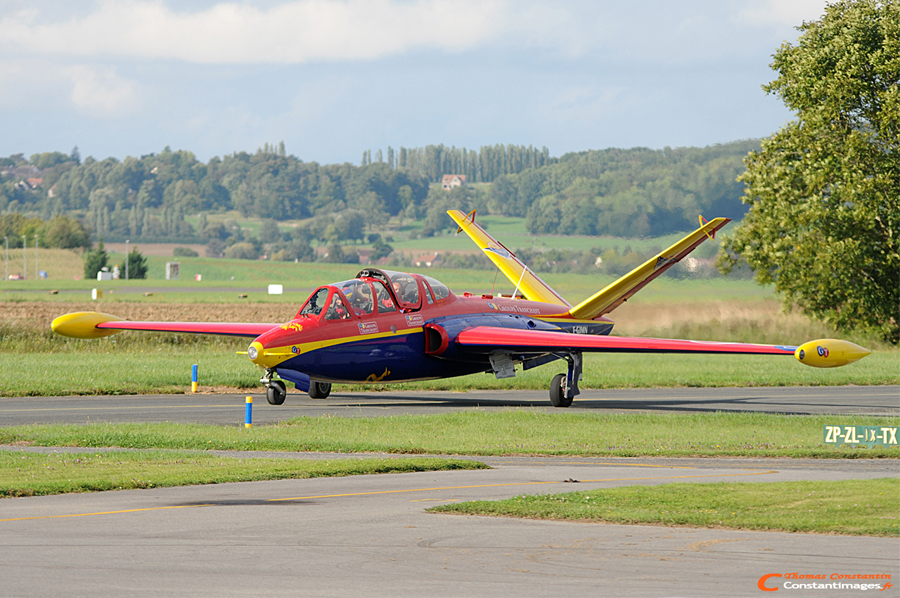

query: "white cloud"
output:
737 0 829 27
66 65 139 116
0 0 545 64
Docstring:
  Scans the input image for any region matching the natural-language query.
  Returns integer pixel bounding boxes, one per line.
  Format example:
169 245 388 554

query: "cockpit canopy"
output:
295 268 453 321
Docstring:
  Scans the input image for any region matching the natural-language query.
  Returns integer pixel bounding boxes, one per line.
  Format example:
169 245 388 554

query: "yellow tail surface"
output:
567 217 730 319
447 209 570 307
449 209 730 320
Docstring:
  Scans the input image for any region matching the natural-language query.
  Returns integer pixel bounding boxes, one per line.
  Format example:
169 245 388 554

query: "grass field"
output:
0 450 483 498
3 412 897 458
430 478 900 536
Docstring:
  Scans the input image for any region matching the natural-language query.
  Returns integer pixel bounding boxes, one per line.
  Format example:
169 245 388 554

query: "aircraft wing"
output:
567 217 731 319
51 312 277 339
447 209 570 307
454 327 871 367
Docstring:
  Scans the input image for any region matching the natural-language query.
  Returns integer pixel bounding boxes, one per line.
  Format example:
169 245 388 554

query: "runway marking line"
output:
268 470 779 502
0 504 212 522
0 405 239 412
492 461 700 469
0 469 778 523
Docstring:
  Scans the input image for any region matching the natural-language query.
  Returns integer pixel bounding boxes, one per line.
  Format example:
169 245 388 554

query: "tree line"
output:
0 140 757 244
361 143 554 183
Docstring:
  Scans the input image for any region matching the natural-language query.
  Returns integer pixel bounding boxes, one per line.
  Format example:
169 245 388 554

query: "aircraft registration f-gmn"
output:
52 210 871 407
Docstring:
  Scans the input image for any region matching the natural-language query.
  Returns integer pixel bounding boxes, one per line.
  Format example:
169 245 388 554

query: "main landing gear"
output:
549 352 582 408
308 381 332 399
262 368 332 403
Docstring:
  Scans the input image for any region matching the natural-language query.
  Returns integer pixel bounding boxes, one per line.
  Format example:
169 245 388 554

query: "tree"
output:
41 215 90 249
126 246 148 279
83 239 109 279
720 0 899 343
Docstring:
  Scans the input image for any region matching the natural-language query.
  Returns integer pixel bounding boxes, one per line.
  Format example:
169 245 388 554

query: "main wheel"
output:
549 373 572 408
308 381 332 399
266 380 287 405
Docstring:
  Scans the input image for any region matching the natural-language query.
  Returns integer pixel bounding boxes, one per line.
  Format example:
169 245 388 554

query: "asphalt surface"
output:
1 386 898 597
1 454 897 597
1 385 897 426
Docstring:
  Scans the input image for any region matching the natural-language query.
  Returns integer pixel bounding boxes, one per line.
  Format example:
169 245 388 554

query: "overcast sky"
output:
0 0 829 164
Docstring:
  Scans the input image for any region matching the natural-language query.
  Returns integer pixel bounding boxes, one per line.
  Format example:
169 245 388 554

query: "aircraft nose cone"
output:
247 340 288 369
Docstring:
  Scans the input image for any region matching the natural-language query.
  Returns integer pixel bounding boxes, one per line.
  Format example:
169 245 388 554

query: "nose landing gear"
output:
261 369 287 405
266 380 287 405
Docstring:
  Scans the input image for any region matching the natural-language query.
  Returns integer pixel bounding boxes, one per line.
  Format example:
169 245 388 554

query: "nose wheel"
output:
266 379 287 405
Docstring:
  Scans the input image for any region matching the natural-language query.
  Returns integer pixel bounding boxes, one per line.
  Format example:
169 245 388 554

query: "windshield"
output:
298 287 330 317
421 275 450 301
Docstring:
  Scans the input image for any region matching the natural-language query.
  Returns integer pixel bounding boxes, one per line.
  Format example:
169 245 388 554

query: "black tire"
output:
266 380 286 405
308 381 332 399
549 373 572 408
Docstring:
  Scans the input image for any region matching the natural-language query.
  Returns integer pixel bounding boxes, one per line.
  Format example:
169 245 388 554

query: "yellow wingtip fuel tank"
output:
50 312 124 339
794 339 871 368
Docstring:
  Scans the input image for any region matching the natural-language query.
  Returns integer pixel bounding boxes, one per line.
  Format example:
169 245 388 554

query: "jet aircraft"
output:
52 209 871 407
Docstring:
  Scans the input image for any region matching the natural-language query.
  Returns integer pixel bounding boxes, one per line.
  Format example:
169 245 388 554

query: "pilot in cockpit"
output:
343 282 373 316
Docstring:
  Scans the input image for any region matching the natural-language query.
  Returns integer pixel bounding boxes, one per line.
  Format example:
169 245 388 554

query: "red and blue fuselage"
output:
248 268 612 388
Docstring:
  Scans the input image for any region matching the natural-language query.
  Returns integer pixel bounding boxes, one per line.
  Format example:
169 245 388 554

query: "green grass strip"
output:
0 450 485 498
2 412 898 458
429 478 900 536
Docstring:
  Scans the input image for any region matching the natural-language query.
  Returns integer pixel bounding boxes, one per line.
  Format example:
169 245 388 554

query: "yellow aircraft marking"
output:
365 368 391 382
0 469 778 523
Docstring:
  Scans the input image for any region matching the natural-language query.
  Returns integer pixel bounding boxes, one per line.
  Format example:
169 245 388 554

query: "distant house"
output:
15 178 42 192
441 174 467 191
414 252 441 267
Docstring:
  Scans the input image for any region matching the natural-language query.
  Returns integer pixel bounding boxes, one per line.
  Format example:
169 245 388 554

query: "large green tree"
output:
720 0 899 343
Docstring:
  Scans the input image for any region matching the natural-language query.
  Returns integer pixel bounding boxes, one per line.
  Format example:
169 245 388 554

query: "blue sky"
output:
0 0 829 164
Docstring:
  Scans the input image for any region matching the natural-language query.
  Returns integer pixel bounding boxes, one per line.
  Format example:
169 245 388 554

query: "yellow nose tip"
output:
247 341 294 368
